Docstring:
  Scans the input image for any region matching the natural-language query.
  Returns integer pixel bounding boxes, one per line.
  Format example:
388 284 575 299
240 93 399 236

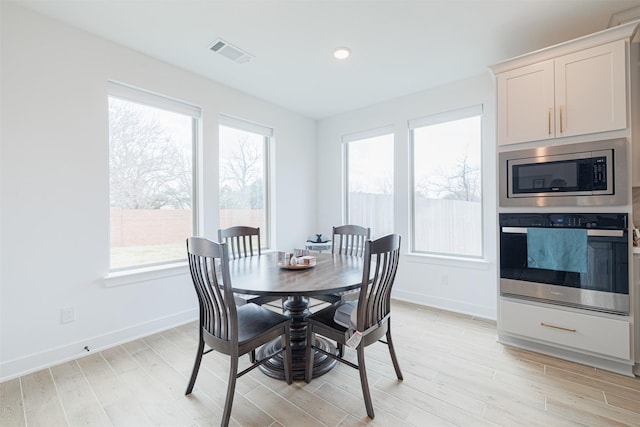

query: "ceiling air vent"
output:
210 38 254 64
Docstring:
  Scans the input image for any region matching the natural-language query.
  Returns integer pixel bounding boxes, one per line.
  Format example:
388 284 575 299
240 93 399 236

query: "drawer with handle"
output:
500 299 630 360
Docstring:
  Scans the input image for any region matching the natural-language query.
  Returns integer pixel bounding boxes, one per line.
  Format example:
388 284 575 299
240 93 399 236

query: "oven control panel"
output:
500 213 627 230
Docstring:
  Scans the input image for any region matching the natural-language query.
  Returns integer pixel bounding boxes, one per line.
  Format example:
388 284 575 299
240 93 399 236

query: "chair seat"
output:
306 304 348 333
237 303 290 344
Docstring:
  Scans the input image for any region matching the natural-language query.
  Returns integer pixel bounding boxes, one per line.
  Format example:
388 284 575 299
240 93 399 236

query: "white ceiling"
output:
10 0 640 119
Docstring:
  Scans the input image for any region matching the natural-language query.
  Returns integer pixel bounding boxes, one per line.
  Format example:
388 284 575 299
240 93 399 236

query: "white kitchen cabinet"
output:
500 299 631 361
495 39 628 146
555 40 627 139
497 60 555 145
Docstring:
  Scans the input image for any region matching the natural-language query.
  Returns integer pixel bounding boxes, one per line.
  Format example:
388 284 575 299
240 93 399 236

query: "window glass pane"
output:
347 134 394 237
219 125 269 246
412 114 482 257
109 96 194 269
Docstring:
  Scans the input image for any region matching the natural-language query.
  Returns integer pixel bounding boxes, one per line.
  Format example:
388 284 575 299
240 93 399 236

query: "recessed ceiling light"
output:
333 47 351 60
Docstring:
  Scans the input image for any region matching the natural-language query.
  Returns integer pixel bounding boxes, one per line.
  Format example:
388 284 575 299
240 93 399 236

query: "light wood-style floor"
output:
1 300 639 426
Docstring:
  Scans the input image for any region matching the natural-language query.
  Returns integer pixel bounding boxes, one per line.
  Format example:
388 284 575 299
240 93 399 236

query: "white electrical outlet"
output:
61 307 75 323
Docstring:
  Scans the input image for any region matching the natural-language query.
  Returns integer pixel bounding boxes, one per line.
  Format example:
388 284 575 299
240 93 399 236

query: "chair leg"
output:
356 344 375 419
337 342 344 357
386 322 403 380
185 335 204 395
304 324 314 383
249 349 256 363
282 326 293 385
221 355 239 427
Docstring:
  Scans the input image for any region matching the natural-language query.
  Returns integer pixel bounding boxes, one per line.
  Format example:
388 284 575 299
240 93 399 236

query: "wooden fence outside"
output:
110 198 481 257
349 193 482 256
110 207 264 247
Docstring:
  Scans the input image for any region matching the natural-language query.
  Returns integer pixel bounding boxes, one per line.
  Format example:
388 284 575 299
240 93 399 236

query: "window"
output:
344 128 394 237
410 106 482 257
108 82 199 270
219 116 271 247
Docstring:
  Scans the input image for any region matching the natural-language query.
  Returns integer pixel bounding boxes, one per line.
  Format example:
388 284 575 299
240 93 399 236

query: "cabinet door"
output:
497 60 555 145
555 40 627 138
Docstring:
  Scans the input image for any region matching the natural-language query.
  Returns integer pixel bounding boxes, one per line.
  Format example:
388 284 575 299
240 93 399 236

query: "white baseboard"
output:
0 308 198 382
392 289 497 320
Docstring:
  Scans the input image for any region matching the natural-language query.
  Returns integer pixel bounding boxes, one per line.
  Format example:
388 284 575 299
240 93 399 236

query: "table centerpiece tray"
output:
278 263 314 270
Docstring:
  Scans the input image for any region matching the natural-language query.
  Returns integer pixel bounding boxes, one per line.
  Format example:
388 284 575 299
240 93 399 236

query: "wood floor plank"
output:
482 401 585 427
405 406 458 427
0 378 25 427
492 364 607 405
186 365 276 426
245 384 326 427
50 360 111 427
21 369 68 426
142 333 194 377
114 363 198 426
3 301 640 426
545 396 638 427
544 365 640 403
77 352 153 426
248 371 349 426
605 392 640 415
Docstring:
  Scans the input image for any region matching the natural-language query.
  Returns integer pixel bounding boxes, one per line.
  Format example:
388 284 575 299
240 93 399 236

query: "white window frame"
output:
218 114 273 249
104 81 200 284
409 105 483 259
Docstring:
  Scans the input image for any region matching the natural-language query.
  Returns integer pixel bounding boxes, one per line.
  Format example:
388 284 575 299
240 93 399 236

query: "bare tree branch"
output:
109 98 192 209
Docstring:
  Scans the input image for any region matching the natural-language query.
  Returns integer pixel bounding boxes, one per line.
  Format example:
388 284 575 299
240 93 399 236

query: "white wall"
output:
316 74 498 319
0 3 316 381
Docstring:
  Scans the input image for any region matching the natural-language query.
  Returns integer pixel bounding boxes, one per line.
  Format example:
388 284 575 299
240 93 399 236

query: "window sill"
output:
103 262 189 287
405 252 490 270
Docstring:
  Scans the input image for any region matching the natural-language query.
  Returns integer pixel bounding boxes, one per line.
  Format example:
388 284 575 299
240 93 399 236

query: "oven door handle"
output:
501 227 623 237
586 229 624 237
501 227 528 234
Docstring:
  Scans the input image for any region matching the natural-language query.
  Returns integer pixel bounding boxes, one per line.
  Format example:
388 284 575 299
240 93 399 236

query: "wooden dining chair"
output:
218 226 276 307
332 224 370 256
218 226 261 259
185 237 292 427
329 224 372 316
305 234 403 419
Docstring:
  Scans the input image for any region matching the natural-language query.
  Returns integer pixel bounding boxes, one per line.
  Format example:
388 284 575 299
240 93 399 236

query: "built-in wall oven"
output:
499 212 629 315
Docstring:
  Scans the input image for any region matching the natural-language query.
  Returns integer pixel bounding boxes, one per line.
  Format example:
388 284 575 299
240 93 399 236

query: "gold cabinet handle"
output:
548 108 552 135
541 322 576 333
559 106 563 133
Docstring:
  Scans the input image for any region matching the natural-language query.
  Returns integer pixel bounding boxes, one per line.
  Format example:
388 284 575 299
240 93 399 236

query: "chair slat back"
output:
332 224 370 257
218 226 261 259
357 234 401 332
187 237 237 344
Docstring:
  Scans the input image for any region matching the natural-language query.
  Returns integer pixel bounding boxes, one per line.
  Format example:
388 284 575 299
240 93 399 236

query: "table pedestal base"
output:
257 295 337 380
257 336 336 380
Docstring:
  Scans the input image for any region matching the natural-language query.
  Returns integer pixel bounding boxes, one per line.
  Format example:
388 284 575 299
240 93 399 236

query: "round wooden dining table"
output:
227 252 364 380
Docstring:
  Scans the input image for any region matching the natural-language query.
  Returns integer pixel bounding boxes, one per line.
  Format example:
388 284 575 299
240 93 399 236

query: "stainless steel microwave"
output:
499 138 628 207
